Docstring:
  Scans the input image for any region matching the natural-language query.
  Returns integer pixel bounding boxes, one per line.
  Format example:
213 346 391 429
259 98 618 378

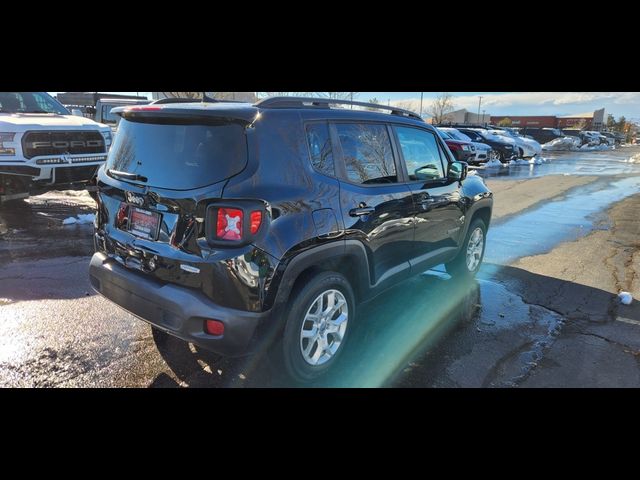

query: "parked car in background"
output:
600 132 617 145
561 129 584 144
95 98 150 132
488 127 541 158
438 127 494 164
520 127 564 145
0 92 112 203
582 131 604 145
436 128 476 163
454 127 518 163
614 132 626 144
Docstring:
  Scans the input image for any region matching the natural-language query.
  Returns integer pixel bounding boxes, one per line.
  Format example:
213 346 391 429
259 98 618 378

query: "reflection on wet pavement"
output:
485 176 640 265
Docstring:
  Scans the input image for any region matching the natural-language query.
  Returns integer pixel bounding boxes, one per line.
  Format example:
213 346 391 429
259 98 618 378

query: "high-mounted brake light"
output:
217 208 243 240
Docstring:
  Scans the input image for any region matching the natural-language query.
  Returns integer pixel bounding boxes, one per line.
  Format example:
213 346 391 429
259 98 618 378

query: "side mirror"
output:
448 161 467 182
71 109 84 117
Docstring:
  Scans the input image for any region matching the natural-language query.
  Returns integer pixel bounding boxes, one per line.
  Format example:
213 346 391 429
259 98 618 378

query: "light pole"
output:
477 96 483 122
419 92 424 117
482 109 486 125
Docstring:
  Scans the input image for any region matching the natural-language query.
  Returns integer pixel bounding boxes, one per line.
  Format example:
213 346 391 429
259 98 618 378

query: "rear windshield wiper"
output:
108 169 148 183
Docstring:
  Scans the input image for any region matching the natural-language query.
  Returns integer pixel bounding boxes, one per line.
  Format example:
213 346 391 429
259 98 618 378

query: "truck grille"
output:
22 131 106 159
54 165 100 184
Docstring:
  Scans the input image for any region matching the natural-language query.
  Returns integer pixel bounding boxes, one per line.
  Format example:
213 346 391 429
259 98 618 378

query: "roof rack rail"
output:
254 96 423 120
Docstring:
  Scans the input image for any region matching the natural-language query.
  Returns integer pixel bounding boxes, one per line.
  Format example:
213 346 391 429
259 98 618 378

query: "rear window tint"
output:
106 119 247 190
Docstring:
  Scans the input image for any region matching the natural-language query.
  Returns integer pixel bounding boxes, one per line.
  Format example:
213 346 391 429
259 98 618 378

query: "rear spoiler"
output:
111 104 258 126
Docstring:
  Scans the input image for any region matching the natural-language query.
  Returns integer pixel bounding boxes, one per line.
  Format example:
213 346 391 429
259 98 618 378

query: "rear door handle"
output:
349 206 375 217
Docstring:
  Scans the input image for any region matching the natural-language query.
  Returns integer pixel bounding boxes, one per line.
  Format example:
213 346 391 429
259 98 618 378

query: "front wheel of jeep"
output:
445 218 487 279
280 271 355 384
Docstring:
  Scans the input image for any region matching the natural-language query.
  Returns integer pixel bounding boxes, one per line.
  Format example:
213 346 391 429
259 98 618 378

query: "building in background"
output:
557 108 606 130
490 108 606 131
436 108 491 125
489 115 557 128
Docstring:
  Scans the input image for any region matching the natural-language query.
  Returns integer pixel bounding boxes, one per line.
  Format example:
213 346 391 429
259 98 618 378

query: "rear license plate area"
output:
128 207 161 240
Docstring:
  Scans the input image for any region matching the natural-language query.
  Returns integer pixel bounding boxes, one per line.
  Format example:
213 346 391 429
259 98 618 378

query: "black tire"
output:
280 271 355 383
518 148 524 158
496 150 505 163
151 325 171 345
445 218 487 279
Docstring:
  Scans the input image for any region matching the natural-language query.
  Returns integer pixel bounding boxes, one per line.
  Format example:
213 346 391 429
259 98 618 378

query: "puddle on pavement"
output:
485 176 640 265
313 267 564 387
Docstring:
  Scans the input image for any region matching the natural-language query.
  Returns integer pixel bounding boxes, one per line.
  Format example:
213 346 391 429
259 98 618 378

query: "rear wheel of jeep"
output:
445 218 487 279
281 271 355 383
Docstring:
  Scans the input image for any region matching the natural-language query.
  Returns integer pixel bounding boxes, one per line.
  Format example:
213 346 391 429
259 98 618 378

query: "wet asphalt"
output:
1 146 640 387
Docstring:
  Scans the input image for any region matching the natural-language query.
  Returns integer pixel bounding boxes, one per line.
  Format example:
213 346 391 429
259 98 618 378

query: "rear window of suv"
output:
106 118 248 190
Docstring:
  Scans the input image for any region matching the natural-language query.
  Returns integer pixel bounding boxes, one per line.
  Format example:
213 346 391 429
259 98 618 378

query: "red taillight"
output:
204 319 225 336
447 141 462 151
250 211 262 234
216 208 243 240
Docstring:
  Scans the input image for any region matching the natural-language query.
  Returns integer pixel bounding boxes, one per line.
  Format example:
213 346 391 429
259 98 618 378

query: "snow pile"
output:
626 153 640 163
62 214 95 225
484 159 504 168
542 137 580 151
579 143 612 151
618 292 633 305
508 159 531 166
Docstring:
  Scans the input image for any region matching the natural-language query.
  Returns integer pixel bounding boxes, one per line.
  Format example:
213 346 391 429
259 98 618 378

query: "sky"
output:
48 92 640 120
361 92 640 120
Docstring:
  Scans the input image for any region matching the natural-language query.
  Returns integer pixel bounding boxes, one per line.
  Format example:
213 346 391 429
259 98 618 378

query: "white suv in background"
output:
0 92 112 203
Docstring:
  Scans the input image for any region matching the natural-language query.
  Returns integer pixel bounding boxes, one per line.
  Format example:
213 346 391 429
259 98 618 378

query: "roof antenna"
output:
202 92 216 103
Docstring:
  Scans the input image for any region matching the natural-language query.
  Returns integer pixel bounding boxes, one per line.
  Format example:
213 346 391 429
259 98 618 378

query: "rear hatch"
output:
95 105 257 293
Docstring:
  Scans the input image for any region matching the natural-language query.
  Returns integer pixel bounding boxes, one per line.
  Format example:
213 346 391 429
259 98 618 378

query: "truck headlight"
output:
0 132 16 155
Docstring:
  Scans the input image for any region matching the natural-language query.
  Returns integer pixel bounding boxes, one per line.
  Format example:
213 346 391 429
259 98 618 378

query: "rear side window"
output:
335 123 397 185
306 123 334 177
106 118 247 190
395 126 446 181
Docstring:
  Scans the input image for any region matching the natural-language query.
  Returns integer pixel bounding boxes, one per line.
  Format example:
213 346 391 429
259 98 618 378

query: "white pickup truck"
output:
0 92 112 203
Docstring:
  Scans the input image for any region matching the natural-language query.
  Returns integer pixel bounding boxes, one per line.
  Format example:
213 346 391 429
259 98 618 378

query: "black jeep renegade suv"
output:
89 97 493 382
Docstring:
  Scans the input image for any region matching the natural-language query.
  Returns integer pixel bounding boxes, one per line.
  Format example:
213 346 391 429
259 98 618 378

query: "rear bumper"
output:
89 252 269 356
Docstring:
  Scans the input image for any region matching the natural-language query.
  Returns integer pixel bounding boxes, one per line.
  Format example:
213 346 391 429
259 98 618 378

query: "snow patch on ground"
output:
626 153 640 163
62 214 95 225
579 144 613 151
484 159 504 168
619 292 633 305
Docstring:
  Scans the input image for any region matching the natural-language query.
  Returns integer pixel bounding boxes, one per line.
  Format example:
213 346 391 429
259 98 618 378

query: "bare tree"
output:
160 92 203 99
428 92 455 124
